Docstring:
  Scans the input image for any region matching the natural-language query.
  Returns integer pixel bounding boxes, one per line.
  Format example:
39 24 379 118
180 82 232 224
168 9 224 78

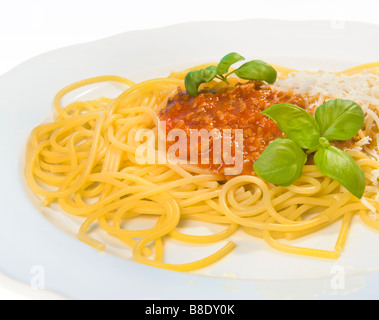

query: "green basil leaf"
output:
217 52 245 76
253 138 307 186
314 146 366 199
233 60 277 84
315 99 365 141
185 66 218 96
262 103 320 149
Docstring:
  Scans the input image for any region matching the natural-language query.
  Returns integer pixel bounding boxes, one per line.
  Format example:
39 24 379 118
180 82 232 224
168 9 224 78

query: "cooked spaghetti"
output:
25 61 379 272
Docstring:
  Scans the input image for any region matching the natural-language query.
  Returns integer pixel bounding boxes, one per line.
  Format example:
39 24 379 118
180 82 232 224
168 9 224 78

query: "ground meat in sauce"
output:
158 81 309 178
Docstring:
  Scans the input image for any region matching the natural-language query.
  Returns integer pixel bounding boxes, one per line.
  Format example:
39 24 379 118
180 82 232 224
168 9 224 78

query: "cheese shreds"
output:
356 136 372 147
361 197 377 215
274 71 379 113
369 168 379 187
274 71 379 153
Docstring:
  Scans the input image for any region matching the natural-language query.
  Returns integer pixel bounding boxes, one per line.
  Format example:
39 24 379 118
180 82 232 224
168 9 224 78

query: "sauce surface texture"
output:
159 81 307 177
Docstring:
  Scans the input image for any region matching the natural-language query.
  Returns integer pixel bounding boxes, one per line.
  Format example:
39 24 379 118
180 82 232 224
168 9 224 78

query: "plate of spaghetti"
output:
2 19 379 299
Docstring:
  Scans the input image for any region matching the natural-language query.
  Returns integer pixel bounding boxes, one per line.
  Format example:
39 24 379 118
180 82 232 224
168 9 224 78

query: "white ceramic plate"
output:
2 19 379 300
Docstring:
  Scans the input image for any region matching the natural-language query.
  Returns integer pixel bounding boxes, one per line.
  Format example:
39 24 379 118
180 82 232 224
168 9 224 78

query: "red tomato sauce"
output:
158 81 307 178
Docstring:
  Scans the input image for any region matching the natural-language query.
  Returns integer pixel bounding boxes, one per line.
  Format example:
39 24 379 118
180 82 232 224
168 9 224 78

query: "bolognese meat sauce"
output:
159 81 308 178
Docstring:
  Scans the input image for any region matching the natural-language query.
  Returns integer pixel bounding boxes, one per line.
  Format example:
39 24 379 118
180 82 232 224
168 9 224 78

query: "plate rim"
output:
2 18 379 79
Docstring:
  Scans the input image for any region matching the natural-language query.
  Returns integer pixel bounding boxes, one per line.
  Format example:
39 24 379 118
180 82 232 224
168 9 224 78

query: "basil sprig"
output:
185 52 277 96
253 99 366 198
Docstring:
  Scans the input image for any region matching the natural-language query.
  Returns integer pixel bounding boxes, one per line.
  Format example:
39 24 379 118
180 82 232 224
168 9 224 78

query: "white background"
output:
0 0 378 300
1 0 379 76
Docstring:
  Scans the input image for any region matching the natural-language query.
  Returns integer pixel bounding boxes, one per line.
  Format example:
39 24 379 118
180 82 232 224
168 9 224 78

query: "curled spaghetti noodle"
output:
25 63 379 272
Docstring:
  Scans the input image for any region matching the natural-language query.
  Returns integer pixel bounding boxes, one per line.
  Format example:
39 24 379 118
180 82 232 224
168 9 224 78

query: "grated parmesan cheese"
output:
274 70 379 151
361 197 377 215
273 70 379 189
